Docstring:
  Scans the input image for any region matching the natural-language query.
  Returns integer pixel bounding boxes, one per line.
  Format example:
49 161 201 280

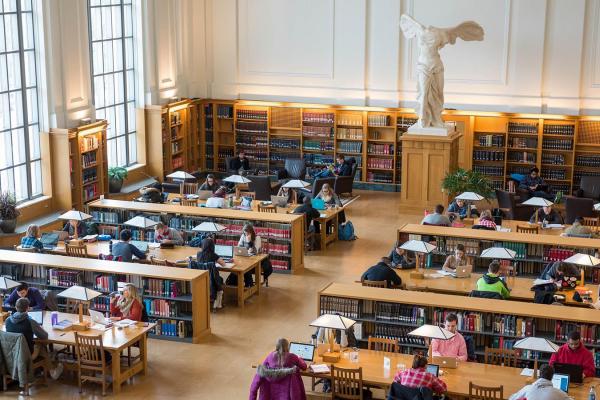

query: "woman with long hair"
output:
110 283 143 321
197 238 226 267
238 223 258 256
249 338 307 400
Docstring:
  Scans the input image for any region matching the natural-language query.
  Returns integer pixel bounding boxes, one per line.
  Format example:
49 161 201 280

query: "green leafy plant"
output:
0 192 21 220
108 166 128 181
441 168 495 200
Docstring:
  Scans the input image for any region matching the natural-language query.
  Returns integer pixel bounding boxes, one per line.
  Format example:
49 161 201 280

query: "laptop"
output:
553 363 583 384
452 265 473 278
130 240 149 253
52 230 69 241
311 198 326 210
552 373 570 393
29 311 43 325
426 364 439 377
289 342 315 362
234 246 251 257
432 356 458 368
89 309 111 326
270 195 288 207
196 190 213 200
215 245 234 261
40 233 60 248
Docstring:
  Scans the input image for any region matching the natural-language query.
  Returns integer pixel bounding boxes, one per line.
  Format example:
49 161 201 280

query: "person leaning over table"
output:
474 209 497 230
4 282 45 311
198 173 220 193
62 218 85 238
206 186 228 208
442 243 467 272
111 229 147 262
529 204 563 225
249 338 307 400
153 222 184 246
447 197 474 219
394 354 447 396
20 224 44 252
110 283 143 321
509 364 572 400
421 204 451 226
549 330 596 379
476 260 510 299
431 313 468 361
388 241 416 269
562 216 593 237
360 257 402 288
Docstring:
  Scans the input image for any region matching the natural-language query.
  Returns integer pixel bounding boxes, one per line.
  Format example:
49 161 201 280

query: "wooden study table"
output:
6 312 155 395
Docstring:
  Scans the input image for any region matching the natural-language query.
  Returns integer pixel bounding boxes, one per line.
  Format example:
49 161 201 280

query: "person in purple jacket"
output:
249 338 307 400
4 283 45 311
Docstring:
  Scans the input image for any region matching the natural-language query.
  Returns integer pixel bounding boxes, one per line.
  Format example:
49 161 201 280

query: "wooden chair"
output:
469 382 503 400
257 204 277 213
516 225 538 234
239 191 256 200
181 182 198 195
74 333 111 396
14 245 37 253
65 242 88 258
0 331 47 395
181 198 198 207
582 216 599 231
361 280 387 288
367 337 397 353
331 365 363 400
98 224 119 239
150 256 170 266
483 347 518 367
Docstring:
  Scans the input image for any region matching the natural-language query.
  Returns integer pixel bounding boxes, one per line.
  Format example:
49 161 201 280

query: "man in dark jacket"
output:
5 298 63 379
519 167 553 200
4 283 45 311
388 241 416 269
361 257 402 287
230 150 250 172
293 196 321 233
334 155 353 177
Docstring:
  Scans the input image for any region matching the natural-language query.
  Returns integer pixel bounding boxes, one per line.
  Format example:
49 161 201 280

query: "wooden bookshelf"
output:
234 104 269 175
0 249 210 343
319 282 600 371
188 98 204 172
161 99 191 176
86 199 305 274
215 101 235 172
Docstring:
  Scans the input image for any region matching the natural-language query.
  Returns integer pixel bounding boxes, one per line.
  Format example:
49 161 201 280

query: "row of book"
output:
303 112 334 124
473 150 505 162
302 125 333 137
367 143 394 155
508 122 538 134
143 298 189 318
236 109 267 121
171 142 182 153
82 169 97 184
144 278 190 298
574 171 600 183
236 149 268 161
213 220 292 239
48 269 82 288
366 171 393 183
271 138 300 149
337 127 363 140
541 153 565 165
217 105 233 119
149 318 191 338
92 296 111 312
270 153 301 162
304 153 334 165
473 165 504 177
543 124 575 136
172 156 184 169
367 158 393 170
542 139 573 150
170 112 182 125
508 137 537 149
432 237 480 256
477 134 504 147
397 117 418 130
81 151 97 167
548 183 570 194
575 155 600 167
83 184 99 202
320 296 359 319
376 304 425 324
555 321 599 344
303 140 334 151
542 170 567 180
94 275 118 293
368 115 391 127
507 151 536 163
271 258 290 271
543 248 575 262
218 148 235 158
337 115 362 126
337 141 362 153
235 121 267 134
80 135 99 152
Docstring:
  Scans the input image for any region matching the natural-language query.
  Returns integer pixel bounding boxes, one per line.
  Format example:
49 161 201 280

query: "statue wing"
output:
445 21 484 44
400 14 424 38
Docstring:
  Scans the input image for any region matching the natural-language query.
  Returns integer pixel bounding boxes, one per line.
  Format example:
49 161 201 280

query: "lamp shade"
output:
0 276 20 290
513 337 560 353
223 175 252 184
400 240 436 254
521 197 554 207
124 216 159 229
455 192 484 201
282 179 311 189
563 253 600 267
408 324 455 340
309 314 356 330
192 222 227 233
167 171 195 181
57 285 102 301
480 247 516 260
594 203 600 211
59 210 92 221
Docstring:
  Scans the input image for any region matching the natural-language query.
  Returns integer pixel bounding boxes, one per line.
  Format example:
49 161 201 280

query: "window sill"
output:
126 163 146 173
16 195 51 211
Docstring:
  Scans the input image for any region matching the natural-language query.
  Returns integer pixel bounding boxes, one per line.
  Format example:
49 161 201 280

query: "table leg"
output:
140 334 148 376
111 349 121 395
237 272 244 308
320 223 327 251
255 260 261 296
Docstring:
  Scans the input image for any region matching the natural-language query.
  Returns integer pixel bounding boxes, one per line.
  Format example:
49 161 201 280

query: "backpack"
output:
338 221 356 241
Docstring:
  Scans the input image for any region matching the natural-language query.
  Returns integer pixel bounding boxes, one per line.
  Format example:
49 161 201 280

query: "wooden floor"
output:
11 190 422 399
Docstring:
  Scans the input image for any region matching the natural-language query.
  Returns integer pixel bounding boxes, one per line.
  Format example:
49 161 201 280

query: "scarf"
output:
117 295 135 317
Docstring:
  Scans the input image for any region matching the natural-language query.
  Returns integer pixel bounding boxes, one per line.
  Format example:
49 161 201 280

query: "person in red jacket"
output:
549 331 595 379
110 283 143 321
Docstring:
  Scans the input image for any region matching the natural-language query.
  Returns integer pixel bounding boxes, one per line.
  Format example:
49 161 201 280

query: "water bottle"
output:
589 385 596 400
109 240 113 253
51 311 58 326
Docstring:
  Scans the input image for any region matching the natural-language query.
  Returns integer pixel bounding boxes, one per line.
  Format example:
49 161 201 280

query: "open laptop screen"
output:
215 245 234 258
552 373 569 393
289 342 315 362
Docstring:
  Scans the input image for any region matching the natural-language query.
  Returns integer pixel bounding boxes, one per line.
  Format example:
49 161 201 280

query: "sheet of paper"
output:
546 224 563 229
90 323 112 331
223 263 235 269
532 279 554 287
310 364 330 373
148 242 160 249
434 270 454 276
319 214 327 218
496 227 511 232
116 319 136 327
426 273 446 279
520 368 538 377
383 356 391 370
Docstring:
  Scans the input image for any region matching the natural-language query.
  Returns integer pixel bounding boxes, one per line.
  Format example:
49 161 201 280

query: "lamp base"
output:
321 352 341 363
410 271 425 279
71 321 89 331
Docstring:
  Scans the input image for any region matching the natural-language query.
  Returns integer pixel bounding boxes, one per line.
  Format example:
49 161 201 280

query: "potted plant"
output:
441 168 495 201
108 166 128 193
0 192 21 233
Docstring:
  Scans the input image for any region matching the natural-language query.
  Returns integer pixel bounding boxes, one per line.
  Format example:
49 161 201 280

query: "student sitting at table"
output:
198 173 219 193
431 313 468 361
394 354 447 396
206 186 228 208
293 196 321 234
388 241 416 269
476 261 510 299
62 218 85 238
249 338 307 400
509 364 571 400
529 205 563 225
6 298 64 381
236 224 261 287
361 257 402 288
539 261 579 282
20 224 44 252
153 222 184 246
110 283 143 321
4 283 45 311
442 243 467 272
197 238 227 267
276 186 293 204
138 184 164 203
549 330 595 379
316 183 345 226
111 229 147 262
421 204 451 226
562 216 592 237
447 198 471 219
473 209 497 230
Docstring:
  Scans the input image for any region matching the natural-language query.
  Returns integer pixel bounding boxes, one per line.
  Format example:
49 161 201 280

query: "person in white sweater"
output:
509 364 572 400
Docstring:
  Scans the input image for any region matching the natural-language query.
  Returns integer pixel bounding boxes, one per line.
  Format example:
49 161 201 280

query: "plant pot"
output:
109 178 124 193
0 218 17 233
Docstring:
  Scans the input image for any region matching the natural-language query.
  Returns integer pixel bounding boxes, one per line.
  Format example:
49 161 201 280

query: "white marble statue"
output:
400 15 484 130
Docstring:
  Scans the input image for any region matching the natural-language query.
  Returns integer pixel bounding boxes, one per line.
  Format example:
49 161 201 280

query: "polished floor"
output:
7 190 421 399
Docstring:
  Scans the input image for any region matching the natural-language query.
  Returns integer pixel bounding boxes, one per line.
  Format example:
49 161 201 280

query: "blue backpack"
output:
338 221 357 241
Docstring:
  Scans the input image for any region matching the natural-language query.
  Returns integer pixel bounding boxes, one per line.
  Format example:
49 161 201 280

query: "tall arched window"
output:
0 0 43 201
88 0 137 167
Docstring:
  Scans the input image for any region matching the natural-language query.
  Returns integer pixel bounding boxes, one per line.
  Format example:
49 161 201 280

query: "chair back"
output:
312 177 336 198
66 242 88 258
362 280 387 288
258 204 277 213
150 256 170 266
98 254 122 262
367 337 397 353
582 216 599 230
469 290 503 300
564 196 595 224
74 333 106 367
14 245 37 253
483 347 518 367
181 182 198 195
161 182 181 194
98 225 119 239
248 175 273 201
579 176 600 199
331 365 363 400
516 225 538 234
181 198 198 207
284 158 306 180
468 381 503 400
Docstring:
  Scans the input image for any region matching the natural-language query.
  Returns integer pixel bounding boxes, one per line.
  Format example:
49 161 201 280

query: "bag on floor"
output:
338 221 356 241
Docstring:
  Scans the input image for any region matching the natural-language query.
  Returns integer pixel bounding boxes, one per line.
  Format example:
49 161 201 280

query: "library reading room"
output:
2 1 600 399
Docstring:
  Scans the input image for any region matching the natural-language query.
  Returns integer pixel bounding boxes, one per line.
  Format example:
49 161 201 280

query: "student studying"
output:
111 229 147 262
421 204 451 226
110 283 143 321
388 241 416 269
20 224 44 252
4 283 45 311
393 354 447 396
509 364 572 400
475 260 510 299
442 243 467 272
549 331 595 379
153 222 184 246
360 257 402 288
431 313 468 361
